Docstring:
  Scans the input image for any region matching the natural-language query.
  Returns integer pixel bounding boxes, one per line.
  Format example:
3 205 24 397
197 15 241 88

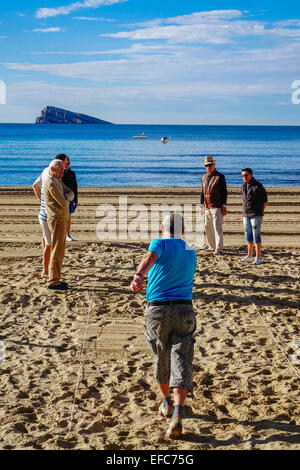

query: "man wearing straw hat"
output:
200 156 228 254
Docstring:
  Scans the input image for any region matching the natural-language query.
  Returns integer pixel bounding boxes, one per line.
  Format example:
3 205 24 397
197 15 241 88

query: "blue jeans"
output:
243 216 263 244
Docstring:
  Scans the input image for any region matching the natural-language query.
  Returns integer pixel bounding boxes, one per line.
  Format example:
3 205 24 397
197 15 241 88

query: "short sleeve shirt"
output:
33 167 49 220
146 237 197 301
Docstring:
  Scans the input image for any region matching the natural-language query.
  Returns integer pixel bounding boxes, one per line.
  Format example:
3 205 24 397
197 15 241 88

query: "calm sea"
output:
0 124 299 187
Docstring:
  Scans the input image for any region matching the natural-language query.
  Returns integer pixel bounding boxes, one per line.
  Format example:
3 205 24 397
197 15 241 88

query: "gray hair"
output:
49 159 63 169
162 212 184 236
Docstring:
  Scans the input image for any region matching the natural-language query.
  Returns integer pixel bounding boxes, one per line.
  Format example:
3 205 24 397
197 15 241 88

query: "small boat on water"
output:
132 132 147 139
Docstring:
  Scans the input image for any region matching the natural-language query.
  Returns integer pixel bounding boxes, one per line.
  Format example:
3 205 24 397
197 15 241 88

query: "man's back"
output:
62 168 78 204
146 238 197 301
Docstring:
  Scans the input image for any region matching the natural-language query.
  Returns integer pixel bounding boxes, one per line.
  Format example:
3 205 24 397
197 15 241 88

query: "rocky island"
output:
35 106 113 124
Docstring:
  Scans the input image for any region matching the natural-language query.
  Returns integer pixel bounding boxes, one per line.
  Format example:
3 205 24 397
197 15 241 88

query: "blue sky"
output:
0 0 300 124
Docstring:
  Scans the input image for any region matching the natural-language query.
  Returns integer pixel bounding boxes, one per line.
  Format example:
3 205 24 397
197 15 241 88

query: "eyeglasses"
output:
205 163 214 167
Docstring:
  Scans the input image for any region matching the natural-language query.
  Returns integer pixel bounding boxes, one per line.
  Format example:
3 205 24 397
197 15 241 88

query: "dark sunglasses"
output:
242 173 250 177
205 163 214 167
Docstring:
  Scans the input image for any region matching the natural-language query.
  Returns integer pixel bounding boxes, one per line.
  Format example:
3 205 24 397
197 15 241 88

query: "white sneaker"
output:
66 234 73 241
253 257 263 265
240 256 254 263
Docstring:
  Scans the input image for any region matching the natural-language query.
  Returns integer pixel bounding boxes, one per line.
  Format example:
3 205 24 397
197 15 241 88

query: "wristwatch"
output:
134 273 143 280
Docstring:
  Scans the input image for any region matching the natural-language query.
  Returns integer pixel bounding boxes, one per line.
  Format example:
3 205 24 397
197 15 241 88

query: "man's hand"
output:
130 251 157 293
221 206 228 216
130 276 145 292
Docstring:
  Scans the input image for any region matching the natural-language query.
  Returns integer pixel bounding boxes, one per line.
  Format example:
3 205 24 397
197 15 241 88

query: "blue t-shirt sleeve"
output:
148 238 164 260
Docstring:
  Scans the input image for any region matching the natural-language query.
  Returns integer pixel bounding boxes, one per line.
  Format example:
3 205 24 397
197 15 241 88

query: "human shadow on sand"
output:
181 415 300 448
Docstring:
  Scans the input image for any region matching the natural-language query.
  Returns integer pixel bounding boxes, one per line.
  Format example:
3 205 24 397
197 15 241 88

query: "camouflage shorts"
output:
145 303 196 394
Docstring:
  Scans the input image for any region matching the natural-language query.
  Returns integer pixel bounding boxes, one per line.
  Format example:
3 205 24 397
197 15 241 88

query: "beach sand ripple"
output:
0 186 299 450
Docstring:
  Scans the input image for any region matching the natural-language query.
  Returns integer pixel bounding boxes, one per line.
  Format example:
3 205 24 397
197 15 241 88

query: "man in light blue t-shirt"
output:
130 212 197 440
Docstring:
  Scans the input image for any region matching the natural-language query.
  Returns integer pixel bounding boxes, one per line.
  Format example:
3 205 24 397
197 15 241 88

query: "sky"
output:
0 0 300 124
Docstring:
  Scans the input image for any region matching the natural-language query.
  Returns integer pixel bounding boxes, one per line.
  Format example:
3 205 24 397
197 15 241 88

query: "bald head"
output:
162 212 184 238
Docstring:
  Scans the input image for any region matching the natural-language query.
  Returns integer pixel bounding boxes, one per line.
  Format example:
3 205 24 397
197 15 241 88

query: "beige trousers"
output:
47 217 68 286
205 208 224 251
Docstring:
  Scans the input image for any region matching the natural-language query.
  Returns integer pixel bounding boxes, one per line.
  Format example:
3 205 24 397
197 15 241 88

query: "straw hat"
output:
203 155 216 166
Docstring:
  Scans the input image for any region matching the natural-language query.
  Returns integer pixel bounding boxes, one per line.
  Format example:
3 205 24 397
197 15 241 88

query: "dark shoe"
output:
47 282 68 291
165 417 182 439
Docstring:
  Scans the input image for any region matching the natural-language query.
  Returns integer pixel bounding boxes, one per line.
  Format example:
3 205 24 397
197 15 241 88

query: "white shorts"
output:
39 217 51 246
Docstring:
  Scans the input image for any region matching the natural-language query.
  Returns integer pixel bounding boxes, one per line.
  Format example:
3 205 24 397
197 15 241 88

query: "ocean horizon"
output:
0 124 299 187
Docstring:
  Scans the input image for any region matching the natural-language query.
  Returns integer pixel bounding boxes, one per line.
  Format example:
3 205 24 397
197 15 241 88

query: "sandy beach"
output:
0 185 299 450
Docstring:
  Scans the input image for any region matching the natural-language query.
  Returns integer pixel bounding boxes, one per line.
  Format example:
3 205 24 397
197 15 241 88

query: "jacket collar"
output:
243 176 256 188
206 169 218 177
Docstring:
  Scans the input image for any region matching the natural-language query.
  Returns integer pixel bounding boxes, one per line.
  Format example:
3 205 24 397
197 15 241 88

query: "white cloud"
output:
29 27 62 33
31 43 184 56
72 16 115 21
36 0 127 19
4 9 300 113
102 9 300 44
5 39 299 87
6 78 289 113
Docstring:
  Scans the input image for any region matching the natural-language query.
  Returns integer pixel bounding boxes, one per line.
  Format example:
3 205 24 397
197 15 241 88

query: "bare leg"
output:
173 387 188 406
255 242 261 258
247 242 254 257
67 213 71 236
158 383 170 398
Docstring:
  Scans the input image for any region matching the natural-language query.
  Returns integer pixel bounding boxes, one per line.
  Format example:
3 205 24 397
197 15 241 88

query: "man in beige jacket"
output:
43 159 74 290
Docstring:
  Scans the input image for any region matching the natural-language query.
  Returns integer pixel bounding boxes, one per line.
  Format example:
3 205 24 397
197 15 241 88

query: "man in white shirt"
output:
32 166 51 275
32 154 69 275
43 160 74 290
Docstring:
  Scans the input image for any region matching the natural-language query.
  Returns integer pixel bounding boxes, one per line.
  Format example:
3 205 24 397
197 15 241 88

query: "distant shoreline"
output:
0 185 300 190
1 123 300 127
1 185 299 249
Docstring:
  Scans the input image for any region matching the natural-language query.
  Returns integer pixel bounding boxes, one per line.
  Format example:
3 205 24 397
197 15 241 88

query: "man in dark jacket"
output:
240 168 268 265
62 156 78 241
200 156 227 255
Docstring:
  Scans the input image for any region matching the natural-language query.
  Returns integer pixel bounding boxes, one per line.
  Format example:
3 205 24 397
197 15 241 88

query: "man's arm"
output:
263 202 267 215
130 251 158 292
32 182 41 200
32 173 43 200
62 182 75 202
258 184 268 215
73 171 78 205
220 174 228 216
